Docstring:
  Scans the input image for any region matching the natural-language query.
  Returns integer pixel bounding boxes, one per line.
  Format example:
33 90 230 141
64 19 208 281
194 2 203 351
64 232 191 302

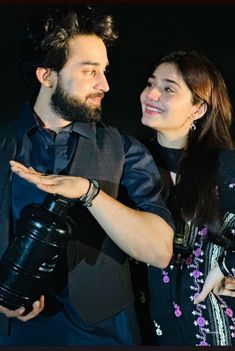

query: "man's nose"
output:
95 72 109 92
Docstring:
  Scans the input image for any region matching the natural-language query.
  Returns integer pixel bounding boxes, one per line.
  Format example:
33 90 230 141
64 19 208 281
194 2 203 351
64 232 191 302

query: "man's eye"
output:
147 82 152 88
84 70 96 76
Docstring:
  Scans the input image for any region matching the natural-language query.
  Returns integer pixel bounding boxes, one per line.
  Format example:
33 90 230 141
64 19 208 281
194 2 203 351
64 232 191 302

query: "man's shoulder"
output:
0 118 18 160
0 117 19 138
97 121 121 135
96 121 124 145
96 122 149 155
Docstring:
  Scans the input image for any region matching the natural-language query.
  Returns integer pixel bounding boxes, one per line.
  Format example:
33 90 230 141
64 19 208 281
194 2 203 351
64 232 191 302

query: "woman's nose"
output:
147 88 161 102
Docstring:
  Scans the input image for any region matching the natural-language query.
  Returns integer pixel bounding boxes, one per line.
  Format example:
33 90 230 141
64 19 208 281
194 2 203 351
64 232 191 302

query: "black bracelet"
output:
78 179 100 208
218 255 231 277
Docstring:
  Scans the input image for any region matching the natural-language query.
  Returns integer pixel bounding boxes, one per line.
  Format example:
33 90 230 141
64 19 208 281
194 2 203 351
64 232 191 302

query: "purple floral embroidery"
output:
199 340 209 346
192 269 200 278
196 317 206 327
173 302 182 317
199 227 208 236
188 226 211 345
194 248 202 257
226 308 233 318
162 270 170 283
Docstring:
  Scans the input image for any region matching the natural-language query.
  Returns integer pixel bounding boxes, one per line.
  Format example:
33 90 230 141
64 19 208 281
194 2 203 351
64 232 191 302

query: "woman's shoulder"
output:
218 149 235 183
219 149 235 166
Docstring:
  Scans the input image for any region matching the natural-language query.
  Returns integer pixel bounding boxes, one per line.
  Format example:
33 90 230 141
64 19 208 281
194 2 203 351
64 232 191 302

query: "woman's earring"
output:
190 121 196 131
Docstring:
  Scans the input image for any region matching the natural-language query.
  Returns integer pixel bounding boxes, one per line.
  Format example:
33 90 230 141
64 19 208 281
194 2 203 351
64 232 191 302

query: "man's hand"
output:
0 295 45 322
10 161 89 199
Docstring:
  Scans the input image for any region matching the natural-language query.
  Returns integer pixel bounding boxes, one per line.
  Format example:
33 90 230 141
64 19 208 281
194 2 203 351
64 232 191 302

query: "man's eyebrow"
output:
80 61 109 66
81 61 99 66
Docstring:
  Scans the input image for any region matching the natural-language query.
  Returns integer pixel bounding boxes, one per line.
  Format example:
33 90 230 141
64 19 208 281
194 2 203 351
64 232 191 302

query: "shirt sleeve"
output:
120 135 175 230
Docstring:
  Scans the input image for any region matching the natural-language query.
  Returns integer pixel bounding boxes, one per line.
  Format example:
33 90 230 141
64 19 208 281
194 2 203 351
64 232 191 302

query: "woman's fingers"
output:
215 285 235 297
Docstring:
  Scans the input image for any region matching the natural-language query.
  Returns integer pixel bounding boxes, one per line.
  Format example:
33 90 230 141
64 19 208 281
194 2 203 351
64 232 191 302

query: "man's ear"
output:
192 102 208 121
36 67 55 88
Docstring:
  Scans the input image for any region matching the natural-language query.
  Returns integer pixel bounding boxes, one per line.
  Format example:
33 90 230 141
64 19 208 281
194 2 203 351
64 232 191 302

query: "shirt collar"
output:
72 121 96 141
17 101 97 142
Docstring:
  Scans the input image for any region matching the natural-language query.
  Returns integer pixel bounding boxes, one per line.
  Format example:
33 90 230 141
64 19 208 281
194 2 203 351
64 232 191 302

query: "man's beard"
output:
50 79 103 123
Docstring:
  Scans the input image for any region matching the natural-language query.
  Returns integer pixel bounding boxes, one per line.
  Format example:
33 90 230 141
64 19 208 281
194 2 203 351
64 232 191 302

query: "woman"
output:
140 50 235 346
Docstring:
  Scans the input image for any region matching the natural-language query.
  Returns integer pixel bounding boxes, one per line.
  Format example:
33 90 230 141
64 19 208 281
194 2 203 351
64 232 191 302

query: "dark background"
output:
1 2 234 345
1 2 235 139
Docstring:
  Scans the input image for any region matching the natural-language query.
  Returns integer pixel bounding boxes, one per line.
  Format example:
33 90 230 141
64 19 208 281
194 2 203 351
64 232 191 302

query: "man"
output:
0 5 174 346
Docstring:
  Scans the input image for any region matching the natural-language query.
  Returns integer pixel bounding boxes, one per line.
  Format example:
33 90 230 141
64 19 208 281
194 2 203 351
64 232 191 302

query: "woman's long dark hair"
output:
157 51 234 247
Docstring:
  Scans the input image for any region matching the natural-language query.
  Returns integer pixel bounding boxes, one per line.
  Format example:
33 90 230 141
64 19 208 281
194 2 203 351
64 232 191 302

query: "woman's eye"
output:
147 81 152 87
165 87 174 93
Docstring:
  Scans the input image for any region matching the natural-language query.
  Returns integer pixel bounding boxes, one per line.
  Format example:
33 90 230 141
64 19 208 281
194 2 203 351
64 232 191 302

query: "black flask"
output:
0 194 73 312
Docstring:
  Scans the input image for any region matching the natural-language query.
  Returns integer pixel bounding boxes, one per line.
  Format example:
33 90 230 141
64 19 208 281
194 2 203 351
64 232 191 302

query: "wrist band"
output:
218 255 231 277
78 179 100 208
